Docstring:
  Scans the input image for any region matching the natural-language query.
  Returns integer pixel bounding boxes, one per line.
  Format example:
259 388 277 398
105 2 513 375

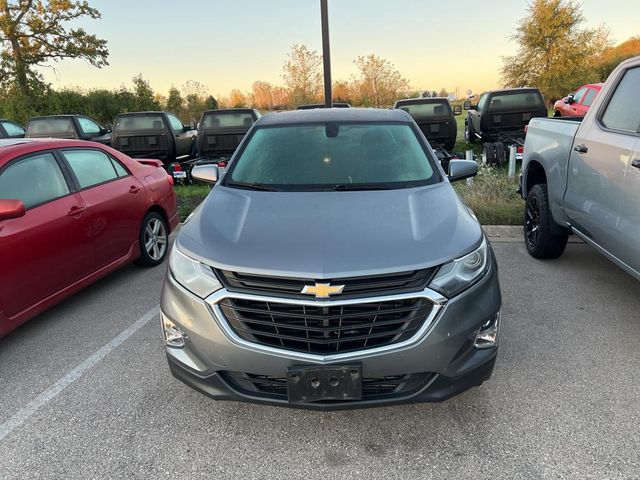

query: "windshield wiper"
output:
225 181 280 192
331 183 399 191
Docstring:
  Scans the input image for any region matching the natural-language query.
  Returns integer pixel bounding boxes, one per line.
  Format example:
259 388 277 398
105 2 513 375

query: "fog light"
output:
162 314 186 348
475 312 500 349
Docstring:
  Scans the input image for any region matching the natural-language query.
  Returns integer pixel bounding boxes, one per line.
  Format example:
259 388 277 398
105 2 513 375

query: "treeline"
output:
0 45 421 126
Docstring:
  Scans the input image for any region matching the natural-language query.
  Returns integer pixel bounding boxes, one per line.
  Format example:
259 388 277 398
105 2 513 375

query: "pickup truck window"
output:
115 115 165 131
202 112 255 129
601 67 640 134
167 114 184 132
78 117 101 135
397 102 450 119
477 94 488 112
1 121 25 137
227 123 437 190
27 118 75 135
582 88 597 107
488 92 544 110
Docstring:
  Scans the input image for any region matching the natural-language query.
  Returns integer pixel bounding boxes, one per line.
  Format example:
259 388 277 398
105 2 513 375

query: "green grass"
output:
173 114 524 225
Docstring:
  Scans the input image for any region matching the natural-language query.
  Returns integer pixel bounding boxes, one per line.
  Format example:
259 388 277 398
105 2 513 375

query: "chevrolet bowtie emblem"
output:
301 282 345 299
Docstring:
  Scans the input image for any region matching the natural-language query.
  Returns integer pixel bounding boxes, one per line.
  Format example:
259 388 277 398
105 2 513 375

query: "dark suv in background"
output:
26 115 111 145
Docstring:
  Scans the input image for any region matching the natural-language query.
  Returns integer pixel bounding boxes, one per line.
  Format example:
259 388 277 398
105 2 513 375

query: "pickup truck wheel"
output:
136 212 169 267
524 184 568 259
464 121 476 144
483 143 496 165
494 142 506 165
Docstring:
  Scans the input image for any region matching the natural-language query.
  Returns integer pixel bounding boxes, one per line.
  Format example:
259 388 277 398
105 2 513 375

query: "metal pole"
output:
508 145 517 179
320 0 332 107
465 150 474 185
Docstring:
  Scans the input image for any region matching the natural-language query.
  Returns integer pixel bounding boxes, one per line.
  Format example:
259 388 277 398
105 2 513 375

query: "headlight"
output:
429 238 490 298
169 245 222 298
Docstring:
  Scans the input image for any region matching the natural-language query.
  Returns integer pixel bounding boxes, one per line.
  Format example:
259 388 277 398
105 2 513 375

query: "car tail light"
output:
217 161 227 168
167 174 174 186
172 163 183 172
517 145 524 154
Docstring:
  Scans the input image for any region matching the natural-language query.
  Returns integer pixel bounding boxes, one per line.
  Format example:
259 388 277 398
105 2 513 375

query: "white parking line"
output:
0 305 160 442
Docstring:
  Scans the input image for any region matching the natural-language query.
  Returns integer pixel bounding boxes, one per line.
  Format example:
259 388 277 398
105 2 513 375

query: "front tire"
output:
524 184 568 259
464 120 476 144
137 212 169 267
483 142 496 165
494 142 506 165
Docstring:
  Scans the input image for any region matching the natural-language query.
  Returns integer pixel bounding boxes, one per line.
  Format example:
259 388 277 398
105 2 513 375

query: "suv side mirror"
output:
0 199 26 220
453 105 462 115
191 165 219 184
463 100 471 110
448 160 478 182
564 94 575 105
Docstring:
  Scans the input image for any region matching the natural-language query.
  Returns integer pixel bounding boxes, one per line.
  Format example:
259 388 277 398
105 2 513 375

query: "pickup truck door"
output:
167 114 194 160
564 65 640 262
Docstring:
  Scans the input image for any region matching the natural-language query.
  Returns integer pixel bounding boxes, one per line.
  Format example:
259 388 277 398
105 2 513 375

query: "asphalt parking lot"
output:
1 237 639 480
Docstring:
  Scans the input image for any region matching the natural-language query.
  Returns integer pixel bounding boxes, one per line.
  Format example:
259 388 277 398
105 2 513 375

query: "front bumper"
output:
160 258 501 410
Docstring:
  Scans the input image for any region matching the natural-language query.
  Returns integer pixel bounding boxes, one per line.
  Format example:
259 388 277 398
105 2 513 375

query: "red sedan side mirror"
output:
0 199 26 220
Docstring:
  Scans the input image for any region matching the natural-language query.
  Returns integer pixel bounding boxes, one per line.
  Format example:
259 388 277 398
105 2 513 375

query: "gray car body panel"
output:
521 55 640 279
177 183 483 279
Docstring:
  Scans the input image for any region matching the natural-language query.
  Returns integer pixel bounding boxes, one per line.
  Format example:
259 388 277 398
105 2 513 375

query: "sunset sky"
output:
39 0 639 99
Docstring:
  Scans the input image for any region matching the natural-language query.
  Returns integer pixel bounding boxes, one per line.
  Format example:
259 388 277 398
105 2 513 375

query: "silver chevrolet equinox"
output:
160 108 501 410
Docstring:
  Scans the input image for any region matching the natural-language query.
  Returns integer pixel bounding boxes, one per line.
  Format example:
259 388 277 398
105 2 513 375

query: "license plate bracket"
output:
287 365 362 404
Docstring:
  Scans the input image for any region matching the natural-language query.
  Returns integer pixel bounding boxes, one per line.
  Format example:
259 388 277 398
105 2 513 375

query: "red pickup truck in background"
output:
553 83 603 117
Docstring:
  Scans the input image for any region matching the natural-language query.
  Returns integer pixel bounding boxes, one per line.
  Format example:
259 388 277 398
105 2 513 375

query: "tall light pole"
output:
320 0 332 107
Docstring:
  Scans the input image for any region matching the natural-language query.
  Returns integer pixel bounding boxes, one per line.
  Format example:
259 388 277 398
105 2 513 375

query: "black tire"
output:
553 110 561 117
136 211 169 267
524 184 568 259
464 120 476 144
494 142 506 165
483 142 496 165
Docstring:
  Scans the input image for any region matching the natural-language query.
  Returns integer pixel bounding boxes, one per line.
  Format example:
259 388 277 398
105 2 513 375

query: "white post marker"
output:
508 145 517 179
466 150 474 185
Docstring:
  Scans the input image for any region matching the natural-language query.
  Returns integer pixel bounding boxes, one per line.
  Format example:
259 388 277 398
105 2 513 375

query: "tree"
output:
282 44 322 106
352 54 409 107
131 74 160 111
229 89 247 108
166 87 183 115
595 36 640 81
0 0 109 97
205 95 218 110
332 80 352 103
251 81 274 110
438 88 448 98
181 80 209 122
501 0 611 101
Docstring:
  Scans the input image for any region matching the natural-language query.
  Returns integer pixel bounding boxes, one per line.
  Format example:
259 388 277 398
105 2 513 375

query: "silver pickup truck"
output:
520 56 640 279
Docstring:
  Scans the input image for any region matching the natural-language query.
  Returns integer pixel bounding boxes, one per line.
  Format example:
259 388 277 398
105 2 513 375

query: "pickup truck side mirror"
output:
191 165 219 184
448 160 478 182
453 105 462 115
463 100 471 110
0 199 26 220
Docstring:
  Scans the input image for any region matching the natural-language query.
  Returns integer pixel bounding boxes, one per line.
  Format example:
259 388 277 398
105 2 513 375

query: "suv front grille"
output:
215 269 436 299
222 371 436 401
217 297 434 355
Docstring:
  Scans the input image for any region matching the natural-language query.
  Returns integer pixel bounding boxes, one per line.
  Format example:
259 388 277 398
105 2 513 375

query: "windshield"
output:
488 91 544 110
202 112 255 129
225 123 438 191
396 102 450 119
114 115 165 131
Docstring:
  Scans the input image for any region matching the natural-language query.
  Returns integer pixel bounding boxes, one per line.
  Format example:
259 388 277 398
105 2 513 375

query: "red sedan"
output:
0 139 179 337
553 83 603 117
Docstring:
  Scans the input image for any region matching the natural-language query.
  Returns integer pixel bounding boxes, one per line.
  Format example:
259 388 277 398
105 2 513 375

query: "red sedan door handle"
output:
67 206 86 217
129 185 141 194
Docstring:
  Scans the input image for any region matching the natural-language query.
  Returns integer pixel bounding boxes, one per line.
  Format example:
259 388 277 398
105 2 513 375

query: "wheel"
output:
524 184 568 259
482 142 496 165
494 142 506 165
464 120 476 144
136 211 169 267
553 111 561 117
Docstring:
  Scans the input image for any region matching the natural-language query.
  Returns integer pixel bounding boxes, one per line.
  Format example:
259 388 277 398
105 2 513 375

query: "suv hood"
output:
178 183 483 278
